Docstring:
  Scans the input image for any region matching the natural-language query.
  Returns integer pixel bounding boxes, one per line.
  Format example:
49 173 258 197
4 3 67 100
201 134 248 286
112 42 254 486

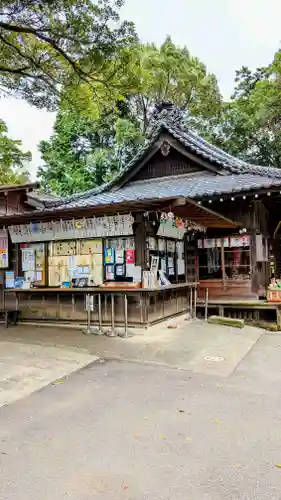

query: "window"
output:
197 235 251 281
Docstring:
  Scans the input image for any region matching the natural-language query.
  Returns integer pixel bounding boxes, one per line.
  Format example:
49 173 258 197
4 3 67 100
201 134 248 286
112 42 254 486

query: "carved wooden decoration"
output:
160 141 171 157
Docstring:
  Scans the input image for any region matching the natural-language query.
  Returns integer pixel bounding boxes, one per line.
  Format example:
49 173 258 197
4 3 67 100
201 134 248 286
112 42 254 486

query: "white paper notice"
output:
126 264 142 281
22 249 35 271
25 270 35 282
35 271 43 281
177 260 185 275
68 255 76 270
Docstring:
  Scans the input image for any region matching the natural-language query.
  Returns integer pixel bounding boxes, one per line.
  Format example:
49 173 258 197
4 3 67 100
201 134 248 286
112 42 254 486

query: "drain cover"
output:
204 356 224 362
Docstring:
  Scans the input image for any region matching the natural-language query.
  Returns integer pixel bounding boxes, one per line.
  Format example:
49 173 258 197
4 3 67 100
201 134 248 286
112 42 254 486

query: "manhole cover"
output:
204 356 224 362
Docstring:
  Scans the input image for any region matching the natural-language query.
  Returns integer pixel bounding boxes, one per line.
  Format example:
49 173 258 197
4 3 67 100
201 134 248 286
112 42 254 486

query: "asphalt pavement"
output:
1 337 281 500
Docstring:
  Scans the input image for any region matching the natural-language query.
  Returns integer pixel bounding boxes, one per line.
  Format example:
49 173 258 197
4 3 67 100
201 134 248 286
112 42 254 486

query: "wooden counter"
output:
4 283 197 327
4 282 197 294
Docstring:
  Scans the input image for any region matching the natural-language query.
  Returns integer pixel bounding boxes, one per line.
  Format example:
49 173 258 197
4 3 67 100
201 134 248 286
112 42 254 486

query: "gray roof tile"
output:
46 110 281 211
50 173 281 211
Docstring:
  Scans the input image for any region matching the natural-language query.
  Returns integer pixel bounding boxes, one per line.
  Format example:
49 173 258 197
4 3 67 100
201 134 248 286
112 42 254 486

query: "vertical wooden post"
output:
251 202 258 296
135 213 148 269
184 233 188 282
221 237 226 289
15 243 20 277
44 242 49 286
251 231 258 296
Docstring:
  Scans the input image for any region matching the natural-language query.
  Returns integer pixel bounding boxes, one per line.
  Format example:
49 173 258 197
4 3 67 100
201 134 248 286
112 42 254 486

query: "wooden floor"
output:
197 299 278 309
197 298 281 329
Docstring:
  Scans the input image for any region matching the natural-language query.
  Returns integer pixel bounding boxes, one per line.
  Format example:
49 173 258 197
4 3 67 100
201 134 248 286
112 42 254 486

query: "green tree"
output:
127 37 222 132
38 108 142 196
0 119 31 184
190 55 281 168
38 37 223 195
0 0 136 109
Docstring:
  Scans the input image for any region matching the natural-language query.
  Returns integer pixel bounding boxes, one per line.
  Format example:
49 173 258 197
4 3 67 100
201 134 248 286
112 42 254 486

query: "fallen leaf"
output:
178 409 185 413
167 324 179 329
53 380 65 385
123 484 129 489
215 419 221 423
275 464 281 469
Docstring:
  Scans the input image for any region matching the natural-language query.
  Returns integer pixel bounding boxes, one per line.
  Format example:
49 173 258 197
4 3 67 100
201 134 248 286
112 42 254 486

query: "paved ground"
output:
1 320 281 498
1 356 281 499
0 341 98 407
0 316 264 375
0 317 264 406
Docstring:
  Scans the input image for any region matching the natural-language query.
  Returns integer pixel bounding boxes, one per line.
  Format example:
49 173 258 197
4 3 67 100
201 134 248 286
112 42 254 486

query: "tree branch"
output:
0 64 33 76
0 20 88 79
0 34 58 85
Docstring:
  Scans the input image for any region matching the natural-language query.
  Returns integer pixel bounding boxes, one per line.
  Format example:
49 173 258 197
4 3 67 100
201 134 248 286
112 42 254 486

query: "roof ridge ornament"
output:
150 101 185 129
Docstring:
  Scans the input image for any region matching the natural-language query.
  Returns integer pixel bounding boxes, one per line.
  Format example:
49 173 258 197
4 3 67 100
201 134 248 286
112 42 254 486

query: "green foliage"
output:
0 0 137 109
39 36 222 195
126 37 222 132
0 119 31 184
191 53 281 168
38 108 143 196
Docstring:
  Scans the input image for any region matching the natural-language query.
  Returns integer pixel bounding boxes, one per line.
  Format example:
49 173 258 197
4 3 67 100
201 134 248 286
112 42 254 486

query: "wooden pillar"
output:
15 243 20 277
134 213 148 269
251 231 258 295
221 237 226 290
44 242 49 286
251 202 258 296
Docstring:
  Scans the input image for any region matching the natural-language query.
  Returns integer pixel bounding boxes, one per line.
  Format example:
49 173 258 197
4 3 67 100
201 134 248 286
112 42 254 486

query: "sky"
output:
0 0 280 180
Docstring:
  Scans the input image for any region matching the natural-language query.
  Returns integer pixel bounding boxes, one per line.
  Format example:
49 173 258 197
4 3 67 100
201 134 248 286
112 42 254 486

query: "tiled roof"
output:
28 190 61 204
49 173 281 211
46 107 281 211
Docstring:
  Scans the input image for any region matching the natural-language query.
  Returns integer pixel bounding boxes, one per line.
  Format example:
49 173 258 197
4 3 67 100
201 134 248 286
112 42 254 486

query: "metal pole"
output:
83 293 91 335
124 294 128 336
118 293 134 338
87 296 91 331
190 286 193 318
205 288 209 321
90 293 104 335
106 293 117 337
98 294 102 333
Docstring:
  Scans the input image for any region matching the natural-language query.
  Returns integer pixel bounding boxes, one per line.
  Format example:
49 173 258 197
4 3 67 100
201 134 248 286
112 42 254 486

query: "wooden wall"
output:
132 148 205 181
0 190 34 215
